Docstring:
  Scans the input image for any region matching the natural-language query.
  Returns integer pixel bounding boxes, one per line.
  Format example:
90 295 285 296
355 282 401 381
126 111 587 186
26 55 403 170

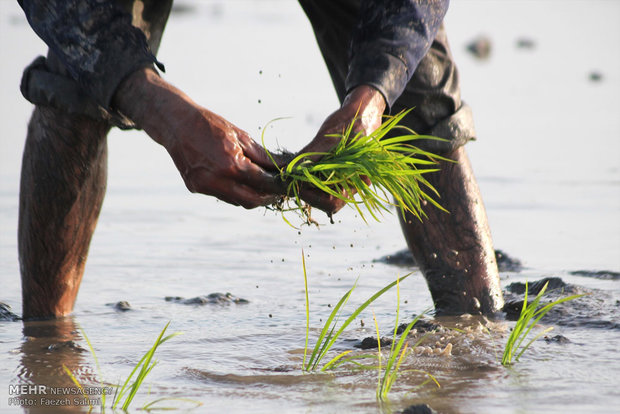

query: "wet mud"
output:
401 404 437 414
165 292 249 305
374 248 523 272
106 300 132 311
569 269 620 280
0 302 20 321
503 277 620 330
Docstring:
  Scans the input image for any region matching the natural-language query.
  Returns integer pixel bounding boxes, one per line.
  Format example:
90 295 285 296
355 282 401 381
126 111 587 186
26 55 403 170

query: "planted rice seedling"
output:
263 109 448 225
301 250 411 372
63 322 197 411
502 281 584 366
374 279 438 401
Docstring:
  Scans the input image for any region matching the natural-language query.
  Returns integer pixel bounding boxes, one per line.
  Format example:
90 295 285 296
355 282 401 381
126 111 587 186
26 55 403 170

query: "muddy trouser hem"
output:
298 0 475 155
19 0 173 129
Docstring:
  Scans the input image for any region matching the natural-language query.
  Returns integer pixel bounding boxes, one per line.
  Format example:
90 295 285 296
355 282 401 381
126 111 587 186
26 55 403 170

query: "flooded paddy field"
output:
1 1 619 413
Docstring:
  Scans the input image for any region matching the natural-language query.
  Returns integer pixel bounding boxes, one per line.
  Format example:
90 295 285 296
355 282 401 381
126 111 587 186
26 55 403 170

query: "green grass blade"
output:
302 250 310 370
321 350 353 371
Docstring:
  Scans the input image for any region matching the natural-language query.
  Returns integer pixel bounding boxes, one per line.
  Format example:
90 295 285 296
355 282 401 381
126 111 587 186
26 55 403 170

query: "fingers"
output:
182 154 286 209
298 185 347 215
237 132 278 170
214 181 281 209
236 158 287 196
188 171 281 209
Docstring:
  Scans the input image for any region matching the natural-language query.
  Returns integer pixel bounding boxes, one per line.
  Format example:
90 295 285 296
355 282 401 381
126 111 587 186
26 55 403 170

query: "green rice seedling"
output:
502 281 584 366
61 364 93 410
374 279 438 401
263 109 449 225
301 250 411 372
111 321 182 410
63 322 189 411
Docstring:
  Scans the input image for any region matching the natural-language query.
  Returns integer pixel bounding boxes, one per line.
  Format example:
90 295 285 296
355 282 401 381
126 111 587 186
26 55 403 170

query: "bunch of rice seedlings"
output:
263 109 448 225
301 250 411 371
502 281 584 366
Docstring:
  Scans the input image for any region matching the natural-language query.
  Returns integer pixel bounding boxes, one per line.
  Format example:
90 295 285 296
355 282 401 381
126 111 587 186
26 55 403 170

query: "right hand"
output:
291 85 386 215
113 68 284 209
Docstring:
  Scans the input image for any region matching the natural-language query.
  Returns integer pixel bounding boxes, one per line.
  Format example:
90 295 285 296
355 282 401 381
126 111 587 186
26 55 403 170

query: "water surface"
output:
1 1 619 413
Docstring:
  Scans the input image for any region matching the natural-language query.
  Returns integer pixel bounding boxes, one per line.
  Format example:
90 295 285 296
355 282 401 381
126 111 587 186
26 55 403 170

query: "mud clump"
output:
106 300 132 311
570 270 620 281
401 403 437 414
544 334 570 344
357 336 393 350
466 35 492 60
374 248 522 272
397 318 442 335
503 277 620 330
46 340 85 353
506 277 574 295
0 302 20 321
165 292 249 305
588 71 604 82
494 249 523 272
516 37 536 49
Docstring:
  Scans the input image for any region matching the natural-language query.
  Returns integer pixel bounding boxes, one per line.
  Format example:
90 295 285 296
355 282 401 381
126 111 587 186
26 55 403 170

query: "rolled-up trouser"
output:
21 0 474 154
298 0 476 154
20 0 173 129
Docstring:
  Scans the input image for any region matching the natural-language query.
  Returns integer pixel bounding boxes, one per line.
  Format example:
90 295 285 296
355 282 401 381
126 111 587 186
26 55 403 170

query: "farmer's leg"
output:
299 1 503 314
19 0 172 320
19 53 111 320
392 27 503 315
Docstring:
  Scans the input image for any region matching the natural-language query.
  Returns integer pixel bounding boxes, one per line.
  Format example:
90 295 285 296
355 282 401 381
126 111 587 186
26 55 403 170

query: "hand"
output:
295 85 387 214
113 68 283 209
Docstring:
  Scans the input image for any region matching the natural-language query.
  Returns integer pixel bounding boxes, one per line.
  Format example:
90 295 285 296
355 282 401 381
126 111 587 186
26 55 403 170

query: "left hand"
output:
294 85 387 214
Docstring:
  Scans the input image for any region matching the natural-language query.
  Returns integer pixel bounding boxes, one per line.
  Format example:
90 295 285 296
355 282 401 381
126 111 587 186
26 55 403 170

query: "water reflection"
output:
15 317 99 413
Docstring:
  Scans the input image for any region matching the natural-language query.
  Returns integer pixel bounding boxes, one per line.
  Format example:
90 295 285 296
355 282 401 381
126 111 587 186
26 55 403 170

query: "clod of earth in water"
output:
105 300 132 311
0 302 20 321
515 37 536 49
569 270 620 280
466 35 492 59
544 334 570 344
165 292 249 305
373 248 523 272
503 277 620 330
45 340 85 352
357 336 393 350
588 71 604 82
506 277 573 295
401 404 438 414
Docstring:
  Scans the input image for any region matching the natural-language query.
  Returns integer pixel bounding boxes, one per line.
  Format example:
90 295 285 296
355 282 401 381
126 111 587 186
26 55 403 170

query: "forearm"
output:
111 68 198 148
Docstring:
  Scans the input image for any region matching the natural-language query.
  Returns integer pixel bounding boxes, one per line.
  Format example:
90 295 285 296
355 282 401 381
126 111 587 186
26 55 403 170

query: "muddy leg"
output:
18 80 110 320
399 146 503 315
18 1 173 320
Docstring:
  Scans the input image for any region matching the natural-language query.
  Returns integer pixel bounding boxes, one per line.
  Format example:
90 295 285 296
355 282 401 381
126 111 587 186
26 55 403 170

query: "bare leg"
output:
18 89 110 320
18 105 109 320
18 1 173 320
399 146 504 315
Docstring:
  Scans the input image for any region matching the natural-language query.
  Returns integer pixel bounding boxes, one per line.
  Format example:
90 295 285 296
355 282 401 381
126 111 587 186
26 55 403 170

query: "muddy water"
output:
1 1 619 413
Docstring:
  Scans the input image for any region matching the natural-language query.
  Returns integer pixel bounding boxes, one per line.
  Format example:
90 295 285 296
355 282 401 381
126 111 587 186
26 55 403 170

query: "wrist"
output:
342 85 386 135
112 68 198 148
343 85 387 115
112 67 160 127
